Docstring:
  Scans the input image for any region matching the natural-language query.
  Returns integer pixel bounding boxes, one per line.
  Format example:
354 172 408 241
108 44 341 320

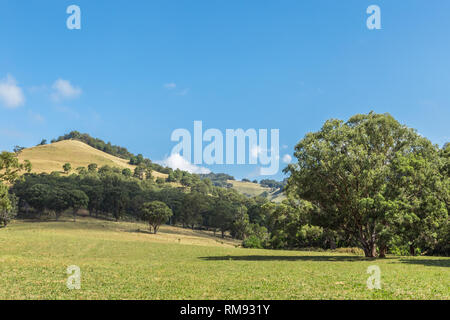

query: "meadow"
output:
0 216 448 300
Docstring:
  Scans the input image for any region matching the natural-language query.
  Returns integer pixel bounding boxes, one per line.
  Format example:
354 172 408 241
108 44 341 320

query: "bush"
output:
296 225 325 248
243 235 264 249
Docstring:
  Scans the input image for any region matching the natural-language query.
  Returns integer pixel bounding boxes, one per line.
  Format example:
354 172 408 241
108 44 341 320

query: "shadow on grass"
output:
199 255 371 262
200 255 450 266
398 259 450 268
128 229 156 235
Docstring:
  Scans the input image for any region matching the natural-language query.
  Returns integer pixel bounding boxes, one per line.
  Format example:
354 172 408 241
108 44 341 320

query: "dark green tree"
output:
63 163 72 174
141 201 173 234
285 112 448 257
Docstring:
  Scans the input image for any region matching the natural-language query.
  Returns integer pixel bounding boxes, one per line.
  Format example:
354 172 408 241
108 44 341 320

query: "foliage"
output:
242 235 264 249
285 112 448 257
53 131 135 159
62 163 72 174
0 151 32 183
141 201 173 234
0 184 14 227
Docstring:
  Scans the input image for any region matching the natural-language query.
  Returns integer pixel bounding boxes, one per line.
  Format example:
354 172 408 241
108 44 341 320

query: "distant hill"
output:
17 140 168 179
17 139 285 202
227 180 285 203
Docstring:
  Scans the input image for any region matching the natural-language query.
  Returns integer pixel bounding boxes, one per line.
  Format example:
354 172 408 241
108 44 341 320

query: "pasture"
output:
0 216 448 300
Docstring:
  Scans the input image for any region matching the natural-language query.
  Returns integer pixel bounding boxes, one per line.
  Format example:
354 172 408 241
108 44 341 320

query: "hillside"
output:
16 140 286 201
228 180 286 202
18 140 168 179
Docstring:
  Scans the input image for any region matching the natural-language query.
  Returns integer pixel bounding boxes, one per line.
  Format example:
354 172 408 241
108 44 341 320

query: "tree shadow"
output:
398 259 450 268
128 228 155 235
199 255 372 262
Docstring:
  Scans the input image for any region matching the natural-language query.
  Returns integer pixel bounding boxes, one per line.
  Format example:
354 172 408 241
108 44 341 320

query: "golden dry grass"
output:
227 180 285 202
17 140 167 179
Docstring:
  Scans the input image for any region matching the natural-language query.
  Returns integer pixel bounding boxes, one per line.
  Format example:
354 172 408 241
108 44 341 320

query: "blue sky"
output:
1 0 449 180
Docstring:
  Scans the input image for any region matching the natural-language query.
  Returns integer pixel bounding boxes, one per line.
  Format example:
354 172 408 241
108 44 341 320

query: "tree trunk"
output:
378 245 387 258
362 242 377 258
329 237 336 250
409 244 415 256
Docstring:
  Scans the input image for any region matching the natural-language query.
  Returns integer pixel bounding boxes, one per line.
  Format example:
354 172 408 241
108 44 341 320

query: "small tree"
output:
76 167 87 175
141 201 173 234
122 168 132 177
13 146 25 154
133 165 146 180
63 163 72 174
87 163 98 173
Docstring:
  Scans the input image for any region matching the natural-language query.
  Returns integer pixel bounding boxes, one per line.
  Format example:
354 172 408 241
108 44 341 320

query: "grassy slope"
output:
18 140 167 179
228 180 286 203
0 217 448 300
16 140 284 200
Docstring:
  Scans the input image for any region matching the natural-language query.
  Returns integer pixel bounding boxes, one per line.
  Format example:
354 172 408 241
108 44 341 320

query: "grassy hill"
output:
17 140 286 201
17 140 168 179
228 180 286 202
0 216 448 299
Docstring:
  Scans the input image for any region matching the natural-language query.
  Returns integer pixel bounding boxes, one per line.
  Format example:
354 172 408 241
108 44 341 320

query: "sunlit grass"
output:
0 216 448 300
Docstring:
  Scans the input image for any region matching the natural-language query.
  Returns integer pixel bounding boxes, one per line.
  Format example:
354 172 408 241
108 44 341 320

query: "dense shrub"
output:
243 235 264 249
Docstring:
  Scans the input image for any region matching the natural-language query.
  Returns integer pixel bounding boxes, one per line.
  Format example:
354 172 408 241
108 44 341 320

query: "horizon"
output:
1 0 450 180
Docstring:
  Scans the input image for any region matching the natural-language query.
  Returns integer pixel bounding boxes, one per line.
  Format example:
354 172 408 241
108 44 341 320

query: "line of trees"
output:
9 163 269 240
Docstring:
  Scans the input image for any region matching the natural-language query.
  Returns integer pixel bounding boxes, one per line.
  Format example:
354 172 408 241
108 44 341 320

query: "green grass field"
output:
0 216 448 300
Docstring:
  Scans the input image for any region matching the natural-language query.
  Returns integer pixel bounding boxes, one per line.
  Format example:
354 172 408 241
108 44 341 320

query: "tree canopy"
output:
285 112 449 257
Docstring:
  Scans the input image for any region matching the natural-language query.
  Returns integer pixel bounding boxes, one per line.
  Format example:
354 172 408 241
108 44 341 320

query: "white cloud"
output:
0 74 25 108
160 153 211 174
51 79 82 101
164 83 177 89
282 154 292 164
